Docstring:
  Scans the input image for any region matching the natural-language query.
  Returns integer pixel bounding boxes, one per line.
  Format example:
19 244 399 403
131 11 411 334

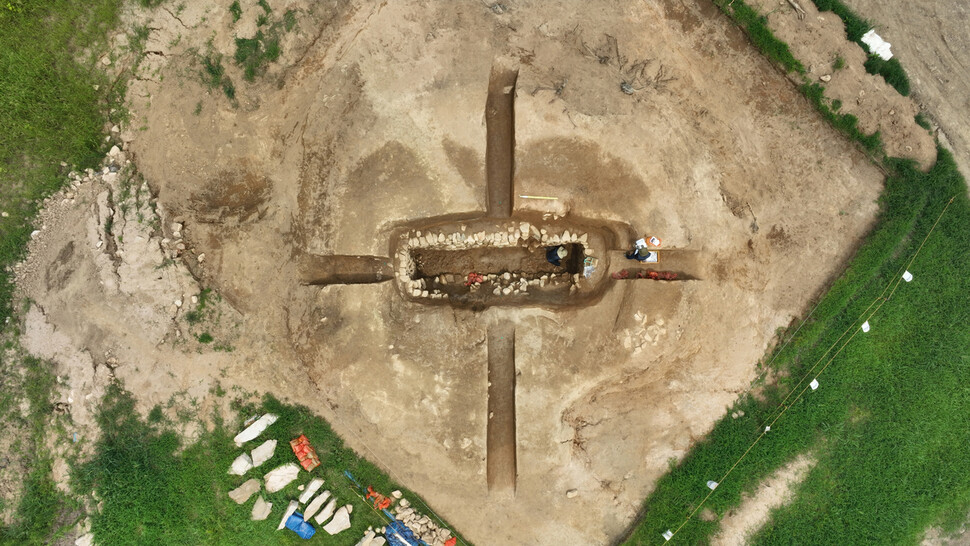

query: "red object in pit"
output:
289 435 321 471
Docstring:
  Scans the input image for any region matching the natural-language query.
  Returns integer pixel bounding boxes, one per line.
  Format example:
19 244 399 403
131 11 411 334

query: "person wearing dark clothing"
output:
546 245 567 266
626 246 656 262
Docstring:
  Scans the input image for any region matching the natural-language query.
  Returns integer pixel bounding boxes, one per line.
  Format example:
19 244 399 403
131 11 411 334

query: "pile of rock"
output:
394 220 594 300
401 222 589 252
391 498 455 546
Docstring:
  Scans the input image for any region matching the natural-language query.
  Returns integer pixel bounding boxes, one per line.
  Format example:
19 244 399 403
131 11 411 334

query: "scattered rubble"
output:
394 221 596 301
391 499 455 545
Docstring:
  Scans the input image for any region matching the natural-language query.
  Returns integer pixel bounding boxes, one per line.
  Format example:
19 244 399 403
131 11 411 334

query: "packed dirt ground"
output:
840 0 970 188
12 0 903 543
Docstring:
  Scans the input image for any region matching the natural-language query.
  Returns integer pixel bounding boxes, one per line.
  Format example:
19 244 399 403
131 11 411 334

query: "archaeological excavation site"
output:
6 0 967 544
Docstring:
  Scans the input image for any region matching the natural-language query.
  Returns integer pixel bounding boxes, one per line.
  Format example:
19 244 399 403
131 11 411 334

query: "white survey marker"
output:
663 530 674 541
862 320 871 333
765 425 771 433
902 270 913 282
810 378 819 390
707 480 719 490
861 29 893 60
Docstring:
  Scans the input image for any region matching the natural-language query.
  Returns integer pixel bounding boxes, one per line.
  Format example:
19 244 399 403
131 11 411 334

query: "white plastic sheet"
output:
903 270 913 282
862 321 871 333
707 480 719 490
663 530 674 541
810 378 819 390
861 30 893 60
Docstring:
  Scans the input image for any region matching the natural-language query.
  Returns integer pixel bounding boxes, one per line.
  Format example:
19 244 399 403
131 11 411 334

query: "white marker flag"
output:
765 426 771 433
902 270 913 282
663 530 674 541
862 321 871 333
810 378 819 390
707 480 719 490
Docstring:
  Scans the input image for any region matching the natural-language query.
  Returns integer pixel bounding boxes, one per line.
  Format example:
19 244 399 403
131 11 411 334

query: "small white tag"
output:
765 426 771 433
902 270 913 282
707 480 719 490
663 530 674 541
861 321 870 333
810 378 819 390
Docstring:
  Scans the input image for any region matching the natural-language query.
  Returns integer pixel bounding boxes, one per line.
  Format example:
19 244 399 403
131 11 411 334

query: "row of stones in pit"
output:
394 221 593 299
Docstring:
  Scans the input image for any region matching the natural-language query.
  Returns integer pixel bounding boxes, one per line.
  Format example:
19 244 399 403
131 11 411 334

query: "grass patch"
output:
811 0 870 41
229 0 242 23
75 386 468 545
200 52 237 103
713 0 804 74
622 148 970 544
0 353 75 544
810 0 912 96
864 55 910 96
234 30 282 81
915 112 932 131
801 82 882 155
0 0 124 325
833 54 845 71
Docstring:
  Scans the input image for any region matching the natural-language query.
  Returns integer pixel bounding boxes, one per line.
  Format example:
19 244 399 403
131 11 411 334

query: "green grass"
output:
0 354 75 545
714 0 805 74
234 30 281 81
801 82 882 155
810 0 912 96
75 386 468 545
864 55 911 96
915 113 932 131
229 0 242 23
811 0 870 41
200 52 237 102
0 0 124 325
622 148 970 544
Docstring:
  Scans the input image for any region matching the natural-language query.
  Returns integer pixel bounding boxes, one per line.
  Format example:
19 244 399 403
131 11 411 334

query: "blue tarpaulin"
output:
285 512 316 539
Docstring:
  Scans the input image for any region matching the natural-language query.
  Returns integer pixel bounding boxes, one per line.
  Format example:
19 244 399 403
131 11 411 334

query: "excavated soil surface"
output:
412 245 582 278
14 0 891 544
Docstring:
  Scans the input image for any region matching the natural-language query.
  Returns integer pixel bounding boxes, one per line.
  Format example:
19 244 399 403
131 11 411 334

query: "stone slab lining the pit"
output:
390 214 620 308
